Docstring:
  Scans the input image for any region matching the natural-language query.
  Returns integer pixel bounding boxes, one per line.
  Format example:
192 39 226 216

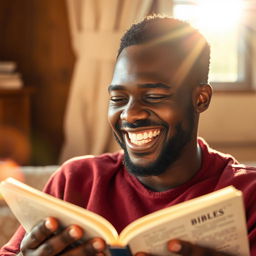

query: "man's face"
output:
108 45 197 176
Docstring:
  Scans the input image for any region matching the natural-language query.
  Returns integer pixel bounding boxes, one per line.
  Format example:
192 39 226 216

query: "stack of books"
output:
0 61 23 89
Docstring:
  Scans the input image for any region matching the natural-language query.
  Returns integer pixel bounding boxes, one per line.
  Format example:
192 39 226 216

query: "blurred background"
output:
0 0 255 167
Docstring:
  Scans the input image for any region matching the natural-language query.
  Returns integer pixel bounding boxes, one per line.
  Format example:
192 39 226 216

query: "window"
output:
172 0 252 91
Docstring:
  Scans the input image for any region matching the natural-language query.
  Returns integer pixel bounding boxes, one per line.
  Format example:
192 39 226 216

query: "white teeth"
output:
127 129 160 146
137 133 143 140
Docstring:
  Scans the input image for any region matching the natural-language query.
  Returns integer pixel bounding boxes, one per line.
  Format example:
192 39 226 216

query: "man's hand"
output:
135 239 235 256
20 217 106 256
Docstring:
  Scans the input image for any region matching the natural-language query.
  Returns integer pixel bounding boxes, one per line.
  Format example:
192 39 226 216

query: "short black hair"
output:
118 15 210 85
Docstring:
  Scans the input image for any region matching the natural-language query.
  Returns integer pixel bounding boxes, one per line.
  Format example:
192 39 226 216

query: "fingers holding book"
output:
61 237 106 256
20 217 60 251
135 239 235 256
167 239 235 256
20 217 106 256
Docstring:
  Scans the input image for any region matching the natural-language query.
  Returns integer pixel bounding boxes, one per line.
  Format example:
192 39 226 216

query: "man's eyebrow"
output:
138 83 171 89
108 83 170 92
108 85 125 92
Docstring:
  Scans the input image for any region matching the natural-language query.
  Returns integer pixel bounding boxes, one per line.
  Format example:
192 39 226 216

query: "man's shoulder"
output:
218 160 256 191
198 137 256 182
59 151 124 174
45 151 125 189
226 161 256 176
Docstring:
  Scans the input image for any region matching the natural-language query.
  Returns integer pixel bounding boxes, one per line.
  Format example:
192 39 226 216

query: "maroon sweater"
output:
1 139 256 255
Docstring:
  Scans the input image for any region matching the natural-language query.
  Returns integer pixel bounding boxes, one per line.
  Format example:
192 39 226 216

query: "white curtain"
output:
60 0 156 163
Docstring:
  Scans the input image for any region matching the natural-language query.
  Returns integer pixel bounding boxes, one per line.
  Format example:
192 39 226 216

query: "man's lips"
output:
122 128 162 151
127 129 160 145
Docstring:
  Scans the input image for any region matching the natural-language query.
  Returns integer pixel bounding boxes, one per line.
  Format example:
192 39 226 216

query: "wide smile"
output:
123 128 164 153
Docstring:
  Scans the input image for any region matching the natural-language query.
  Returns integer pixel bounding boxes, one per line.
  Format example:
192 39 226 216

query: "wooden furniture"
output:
0 87 33 136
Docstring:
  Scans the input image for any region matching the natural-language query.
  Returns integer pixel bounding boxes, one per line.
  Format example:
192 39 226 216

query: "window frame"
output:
172 0 254 92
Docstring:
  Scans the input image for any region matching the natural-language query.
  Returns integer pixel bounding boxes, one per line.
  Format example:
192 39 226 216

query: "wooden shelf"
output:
0 87 34 136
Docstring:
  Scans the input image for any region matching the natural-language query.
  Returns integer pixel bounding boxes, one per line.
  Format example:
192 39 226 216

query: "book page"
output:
120 186 238 239
126 196 249 256
0 178 118 245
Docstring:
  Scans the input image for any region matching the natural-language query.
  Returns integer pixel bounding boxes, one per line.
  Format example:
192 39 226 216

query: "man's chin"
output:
123 150 166 177
127 150 159 165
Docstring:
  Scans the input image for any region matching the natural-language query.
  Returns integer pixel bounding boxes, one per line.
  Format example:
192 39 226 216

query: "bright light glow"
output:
173 0 246 82
196 0 242 33
174 0 243 35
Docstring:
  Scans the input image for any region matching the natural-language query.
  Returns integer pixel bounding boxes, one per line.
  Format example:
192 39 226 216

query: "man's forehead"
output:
116 44 187 76
112 44 184 86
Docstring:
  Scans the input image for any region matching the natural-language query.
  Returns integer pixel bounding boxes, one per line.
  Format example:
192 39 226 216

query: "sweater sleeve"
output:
0 226 25 256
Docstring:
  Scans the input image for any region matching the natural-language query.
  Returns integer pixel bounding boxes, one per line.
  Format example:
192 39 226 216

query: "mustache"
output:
119 120 167 129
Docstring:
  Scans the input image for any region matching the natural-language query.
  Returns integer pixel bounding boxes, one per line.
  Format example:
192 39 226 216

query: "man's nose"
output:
120 100 150 123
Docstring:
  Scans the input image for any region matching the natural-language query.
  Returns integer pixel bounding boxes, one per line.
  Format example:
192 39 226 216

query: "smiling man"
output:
108 17 212 192
1 16 256 256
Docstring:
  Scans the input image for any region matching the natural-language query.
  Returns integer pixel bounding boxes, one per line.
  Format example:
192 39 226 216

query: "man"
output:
1 15 256 256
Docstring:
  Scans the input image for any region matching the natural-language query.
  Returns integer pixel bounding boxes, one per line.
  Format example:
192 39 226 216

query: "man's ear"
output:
194 84 212 113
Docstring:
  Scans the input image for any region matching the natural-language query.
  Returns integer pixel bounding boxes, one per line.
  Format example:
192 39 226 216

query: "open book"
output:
0 178 250 256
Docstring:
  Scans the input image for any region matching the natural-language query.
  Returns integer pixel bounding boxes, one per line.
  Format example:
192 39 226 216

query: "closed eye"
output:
144 94 170 102
110 96 127 103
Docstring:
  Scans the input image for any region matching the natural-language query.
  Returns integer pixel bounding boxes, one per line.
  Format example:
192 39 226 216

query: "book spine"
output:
108 245 132 256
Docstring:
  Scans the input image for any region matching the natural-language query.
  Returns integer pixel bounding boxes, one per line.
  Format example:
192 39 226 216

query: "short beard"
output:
114 106 195 177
